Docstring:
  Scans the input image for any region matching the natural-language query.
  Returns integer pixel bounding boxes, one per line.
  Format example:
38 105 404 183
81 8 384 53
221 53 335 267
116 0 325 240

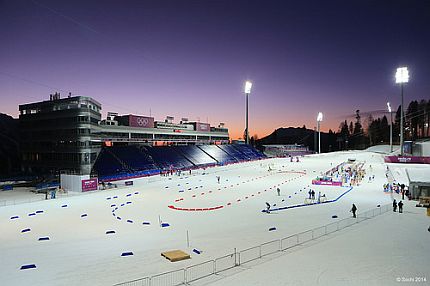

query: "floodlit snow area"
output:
1 151 429 286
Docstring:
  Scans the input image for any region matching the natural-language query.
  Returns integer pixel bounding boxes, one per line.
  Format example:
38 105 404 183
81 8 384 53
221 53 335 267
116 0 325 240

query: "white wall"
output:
60 174 90 192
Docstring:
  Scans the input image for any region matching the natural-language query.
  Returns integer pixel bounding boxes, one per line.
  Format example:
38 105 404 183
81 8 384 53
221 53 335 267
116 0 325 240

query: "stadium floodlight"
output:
395 67 409 84
317 112 323 122
244 81 252 94
317 112 323 154
244 81 252 144
395 66 409 155
387 102 393 153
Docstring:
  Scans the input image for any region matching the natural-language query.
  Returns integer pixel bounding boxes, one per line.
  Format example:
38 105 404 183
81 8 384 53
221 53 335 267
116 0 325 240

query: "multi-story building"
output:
18 93 229 175
19 93 102 175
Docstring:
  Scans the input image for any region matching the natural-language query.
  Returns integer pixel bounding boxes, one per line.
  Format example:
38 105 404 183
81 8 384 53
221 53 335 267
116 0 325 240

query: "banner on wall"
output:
82 178 98 192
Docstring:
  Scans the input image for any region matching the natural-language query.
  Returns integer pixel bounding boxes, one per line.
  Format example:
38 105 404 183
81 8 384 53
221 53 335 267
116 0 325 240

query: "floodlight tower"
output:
317 112 323 154
387 102 393 153
395 67 409 156
244 81 252 145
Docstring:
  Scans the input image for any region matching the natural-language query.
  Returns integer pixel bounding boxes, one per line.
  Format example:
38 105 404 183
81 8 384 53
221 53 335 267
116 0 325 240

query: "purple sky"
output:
1 0 429 139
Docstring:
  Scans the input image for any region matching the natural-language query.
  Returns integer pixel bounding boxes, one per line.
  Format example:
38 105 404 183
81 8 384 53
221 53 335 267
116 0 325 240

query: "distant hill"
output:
0 113 20 176
256 127 338 152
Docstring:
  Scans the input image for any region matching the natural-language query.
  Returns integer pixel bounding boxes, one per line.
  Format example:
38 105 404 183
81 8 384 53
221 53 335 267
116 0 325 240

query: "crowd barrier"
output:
114 204 391 286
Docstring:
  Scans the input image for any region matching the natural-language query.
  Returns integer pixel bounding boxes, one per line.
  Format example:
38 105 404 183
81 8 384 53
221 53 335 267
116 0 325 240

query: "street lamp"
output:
395 67 409 155
317 112 323 154
244 81 252 144
387 102 393 153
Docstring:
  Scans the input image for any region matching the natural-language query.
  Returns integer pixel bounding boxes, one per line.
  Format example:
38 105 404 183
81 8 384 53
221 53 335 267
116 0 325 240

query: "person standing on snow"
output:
351 204 357 218
398 201 403 213
265 202 271 213
393 199 397 212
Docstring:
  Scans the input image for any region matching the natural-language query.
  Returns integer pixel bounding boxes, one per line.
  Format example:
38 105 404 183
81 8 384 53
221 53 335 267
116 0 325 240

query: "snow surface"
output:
0 151 429 286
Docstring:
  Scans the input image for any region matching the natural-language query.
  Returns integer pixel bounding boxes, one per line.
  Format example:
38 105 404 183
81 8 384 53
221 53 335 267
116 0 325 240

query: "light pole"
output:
317 112 323 154
387 102 393 153
395 67 409 156
244 81 252 144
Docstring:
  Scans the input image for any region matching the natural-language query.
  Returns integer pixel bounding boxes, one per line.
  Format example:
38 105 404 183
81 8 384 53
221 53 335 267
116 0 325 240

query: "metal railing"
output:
114 204 391 286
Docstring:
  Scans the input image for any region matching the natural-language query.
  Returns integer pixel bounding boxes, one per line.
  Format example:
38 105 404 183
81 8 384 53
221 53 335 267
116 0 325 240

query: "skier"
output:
217 176 220 184
277 188 280 196
398 201 403 213
265 202 271 214
311 190 315 200
393 199 397 212
308 190 312 199
351 204 357 218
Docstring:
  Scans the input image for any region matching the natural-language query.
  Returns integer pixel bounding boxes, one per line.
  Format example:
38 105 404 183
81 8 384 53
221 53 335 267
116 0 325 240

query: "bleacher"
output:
110 146 157 172
197 145 237 164
92 144 266 181
173 146 217 167
92 148 129 177
232 144 265 160
217 144 248 161
144 146 194 170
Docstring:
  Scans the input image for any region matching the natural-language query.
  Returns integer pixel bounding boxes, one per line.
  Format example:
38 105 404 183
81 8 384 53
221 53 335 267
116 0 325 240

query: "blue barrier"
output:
193 249 201 254
161 223 170 227
121 252 134 257
332 215 338 218
10 216 19 220
28 213 36 217
2 185 13 191
21 228 31 233
106 230 116 234
127 220 133 223
20 264 36 270
35 210 44 214
269 227 277 231
263 187 354 212
61 204 68 208
38 237 50 241
81 214 88 218
142 222 150 225
126 194 132 197
117 217 122 220
134 192 139 195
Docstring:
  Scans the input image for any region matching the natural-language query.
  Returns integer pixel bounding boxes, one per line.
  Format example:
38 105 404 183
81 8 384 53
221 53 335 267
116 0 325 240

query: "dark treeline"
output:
330 99 430 150
256 99 430 152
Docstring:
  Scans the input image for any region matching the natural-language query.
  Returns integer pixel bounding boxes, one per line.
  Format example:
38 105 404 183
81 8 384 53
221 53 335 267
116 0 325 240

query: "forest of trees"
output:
255 99 430 152
336 99 430 150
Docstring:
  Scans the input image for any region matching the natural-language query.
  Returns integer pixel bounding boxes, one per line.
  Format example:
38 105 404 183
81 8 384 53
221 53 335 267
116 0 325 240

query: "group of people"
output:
393 199 404 213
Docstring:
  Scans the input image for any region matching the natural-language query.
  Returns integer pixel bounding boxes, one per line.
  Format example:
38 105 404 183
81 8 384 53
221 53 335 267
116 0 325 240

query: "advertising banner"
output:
129 115 154 128
312 180 343 186
384 156 430 164
82 178 98 192
196 122 210 132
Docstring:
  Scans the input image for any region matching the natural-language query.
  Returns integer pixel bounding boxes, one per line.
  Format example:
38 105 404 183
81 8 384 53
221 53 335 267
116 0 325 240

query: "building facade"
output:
18 94 229 175
19 94 102 175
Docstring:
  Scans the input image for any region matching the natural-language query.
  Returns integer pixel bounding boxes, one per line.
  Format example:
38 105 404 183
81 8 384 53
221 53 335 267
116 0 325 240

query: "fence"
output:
114 204 391 286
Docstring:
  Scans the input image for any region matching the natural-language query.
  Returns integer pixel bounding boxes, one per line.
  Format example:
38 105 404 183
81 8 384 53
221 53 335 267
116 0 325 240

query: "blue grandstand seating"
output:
217 144 248 161
197 145 237 164
232 144 265 160
144 146 194 170
92 144 266 180
173 146 217 166
92 148 129 176
110 146 157 172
